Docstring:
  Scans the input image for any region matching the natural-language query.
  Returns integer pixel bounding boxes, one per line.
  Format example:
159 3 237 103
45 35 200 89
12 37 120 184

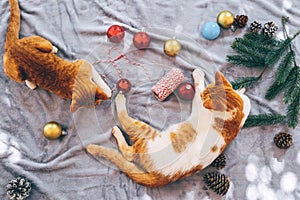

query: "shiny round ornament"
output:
107 25 125 43
164 39 181 56
116 79 131 93
133 31 151 49
43 121 66 140
177 82 195 100
201 22 221 40
217 10 235 29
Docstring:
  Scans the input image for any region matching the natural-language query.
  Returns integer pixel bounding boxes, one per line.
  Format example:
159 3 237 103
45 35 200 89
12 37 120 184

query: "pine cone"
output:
263 21 278 37
274 132 293 149
6 177 31 200
234 15 248 28
203 172 230 196
249 21 262 32
210 154 226 170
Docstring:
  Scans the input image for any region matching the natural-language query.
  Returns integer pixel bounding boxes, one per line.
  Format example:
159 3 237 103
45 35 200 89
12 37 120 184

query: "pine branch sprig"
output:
227 54 265 67
265 64 297 100
227 33 281 67
231 76 261 90
265 38 292 66
243 114 286 128
275 50 294 84
227 18 300 128
231 38 269 61
283 66 300 104
233 37 274 55
243 32 279 46
287 95 300 128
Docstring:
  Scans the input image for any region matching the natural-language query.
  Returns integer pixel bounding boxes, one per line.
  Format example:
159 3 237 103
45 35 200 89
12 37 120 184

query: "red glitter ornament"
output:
116 79 131 93
107 25 125 43
177 83 195 100
133 32 151 49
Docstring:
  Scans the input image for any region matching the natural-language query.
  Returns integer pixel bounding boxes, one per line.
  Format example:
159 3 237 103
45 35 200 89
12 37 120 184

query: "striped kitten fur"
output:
3 0 111 112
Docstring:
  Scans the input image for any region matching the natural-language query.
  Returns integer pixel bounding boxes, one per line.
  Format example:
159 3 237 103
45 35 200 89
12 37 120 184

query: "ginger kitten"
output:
87 69 251 187
3 0 111 112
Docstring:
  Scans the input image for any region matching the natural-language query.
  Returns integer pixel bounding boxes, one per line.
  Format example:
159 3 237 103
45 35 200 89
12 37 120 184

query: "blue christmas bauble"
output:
201 22 221 40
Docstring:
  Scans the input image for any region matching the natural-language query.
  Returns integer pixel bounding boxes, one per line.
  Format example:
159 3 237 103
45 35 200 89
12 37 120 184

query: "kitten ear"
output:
70 100 81 112
215 72 232 87
95 87 108 101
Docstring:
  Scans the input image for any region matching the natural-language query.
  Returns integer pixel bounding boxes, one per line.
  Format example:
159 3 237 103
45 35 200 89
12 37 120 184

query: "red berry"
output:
177 83 195 100
107 25 125 43
116 79 131 93
133 32 151 49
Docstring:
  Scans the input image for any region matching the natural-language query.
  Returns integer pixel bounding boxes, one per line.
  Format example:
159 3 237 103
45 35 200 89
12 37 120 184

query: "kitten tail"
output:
5 0 20 51
86 144 170 188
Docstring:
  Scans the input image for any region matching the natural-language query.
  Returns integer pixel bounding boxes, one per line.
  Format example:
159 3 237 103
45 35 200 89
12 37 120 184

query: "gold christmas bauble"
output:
217 10 235 29
164 39 181 56
43 121 63 140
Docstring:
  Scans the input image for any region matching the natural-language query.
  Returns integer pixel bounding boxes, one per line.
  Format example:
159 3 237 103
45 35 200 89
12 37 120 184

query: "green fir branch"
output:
287 95 300 128
265 82 286 100
231 38 270 60
233 37 273 54
243 33 279 46
265 66 296 100
275 50 294 84
227 18 300 128
265 38 292 66
227 32 283 67
283 66 300 104
243 114 286 128
231 76 261 90
227 54 265 67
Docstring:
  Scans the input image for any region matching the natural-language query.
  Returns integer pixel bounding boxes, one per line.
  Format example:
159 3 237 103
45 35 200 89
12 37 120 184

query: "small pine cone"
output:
203 172 230 196
7 177 31 200
249 21 262 32
234 15 248 28
274 132 293 149
210 154 226 170
263 21 278 37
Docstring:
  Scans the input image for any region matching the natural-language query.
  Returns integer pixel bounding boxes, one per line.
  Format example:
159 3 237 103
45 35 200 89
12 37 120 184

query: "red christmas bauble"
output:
107 25 125 43
133 32 151 49
116 79 131 93
177 83 195 100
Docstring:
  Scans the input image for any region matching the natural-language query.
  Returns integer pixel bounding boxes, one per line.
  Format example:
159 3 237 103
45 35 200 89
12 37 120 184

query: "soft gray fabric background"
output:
1 0 300 199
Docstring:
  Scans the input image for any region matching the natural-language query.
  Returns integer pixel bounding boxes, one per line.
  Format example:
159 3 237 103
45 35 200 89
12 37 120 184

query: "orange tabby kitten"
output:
87 69 251 187
3 0 111 112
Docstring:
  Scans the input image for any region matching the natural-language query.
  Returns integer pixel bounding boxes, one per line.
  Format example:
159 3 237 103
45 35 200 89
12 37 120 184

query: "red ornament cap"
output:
133 32 151 49
177 82 195 100
107 25 125 43
116 79 131 93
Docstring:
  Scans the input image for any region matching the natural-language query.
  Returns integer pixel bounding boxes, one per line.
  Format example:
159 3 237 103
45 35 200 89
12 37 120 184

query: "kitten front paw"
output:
51 46 58 53
112 126 122 137
115 93 126 112
192 69 205 88
25 80 37 90
86 144 104 157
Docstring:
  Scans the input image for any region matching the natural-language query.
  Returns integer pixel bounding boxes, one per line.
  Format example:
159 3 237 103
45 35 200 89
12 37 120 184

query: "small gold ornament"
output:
43 121 67 140
164 38 181 56
217 10 235 29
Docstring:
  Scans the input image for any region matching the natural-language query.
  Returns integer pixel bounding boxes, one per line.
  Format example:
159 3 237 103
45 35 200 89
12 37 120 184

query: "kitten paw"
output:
51 46 58 53
115 93 126 112
112 126 122 137
192 69 205 89
193 69 205 80
86 144 104 156
237 88 246 94
25 80 37 90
